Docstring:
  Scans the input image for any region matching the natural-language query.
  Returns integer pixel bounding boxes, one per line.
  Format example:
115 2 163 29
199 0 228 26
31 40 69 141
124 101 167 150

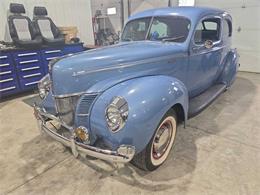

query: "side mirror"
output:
191 39 214 53
204 40 213 49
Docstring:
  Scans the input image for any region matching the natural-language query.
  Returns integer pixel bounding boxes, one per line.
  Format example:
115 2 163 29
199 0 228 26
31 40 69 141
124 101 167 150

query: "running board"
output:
188 84 226 118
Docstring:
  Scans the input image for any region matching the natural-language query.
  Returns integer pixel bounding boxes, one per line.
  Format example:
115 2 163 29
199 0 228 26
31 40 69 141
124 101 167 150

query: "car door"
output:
187 16 224 98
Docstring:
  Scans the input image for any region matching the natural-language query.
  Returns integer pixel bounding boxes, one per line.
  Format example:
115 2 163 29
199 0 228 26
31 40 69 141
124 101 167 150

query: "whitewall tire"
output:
132 109 177 171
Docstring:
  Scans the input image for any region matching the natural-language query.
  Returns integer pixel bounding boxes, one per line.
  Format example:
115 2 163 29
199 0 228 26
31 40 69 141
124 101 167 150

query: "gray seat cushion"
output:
33 6 65 46
13 18 32 40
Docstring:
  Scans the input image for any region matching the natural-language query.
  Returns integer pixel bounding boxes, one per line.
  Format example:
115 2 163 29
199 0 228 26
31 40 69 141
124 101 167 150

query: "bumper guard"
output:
33 105 135 163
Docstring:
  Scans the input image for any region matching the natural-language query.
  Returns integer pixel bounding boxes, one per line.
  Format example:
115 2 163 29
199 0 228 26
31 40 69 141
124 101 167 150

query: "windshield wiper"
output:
162 36 185 42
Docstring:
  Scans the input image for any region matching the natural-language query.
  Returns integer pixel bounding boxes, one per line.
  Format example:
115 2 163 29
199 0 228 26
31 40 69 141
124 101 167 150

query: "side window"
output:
194 18 221 44
204 21 217 30
150 20 168 40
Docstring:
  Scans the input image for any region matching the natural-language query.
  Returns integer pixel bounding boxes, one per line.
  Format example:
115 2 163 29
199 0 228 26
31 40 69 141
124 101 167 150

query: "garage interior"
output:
0 0 260 194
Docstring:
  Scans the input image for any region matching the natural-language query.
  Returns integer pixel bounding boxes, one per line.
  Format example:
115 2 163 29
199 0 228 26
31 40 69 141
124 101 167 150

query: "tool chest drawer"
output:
0 54 18 97
0 53 13 72
42 48 64 61
63 44 84 55
41 48 64 73
0 81 18 96
13 51 41 64
0 76 18 96
17 65 43 90
14 51 44 90
18 75 42 90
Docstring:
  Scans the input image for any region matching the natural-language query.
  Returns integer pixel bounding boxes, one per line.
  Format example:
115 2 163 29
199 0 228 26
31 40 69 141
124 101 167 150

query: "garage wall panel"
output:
129 0 172 15
0 0 94 45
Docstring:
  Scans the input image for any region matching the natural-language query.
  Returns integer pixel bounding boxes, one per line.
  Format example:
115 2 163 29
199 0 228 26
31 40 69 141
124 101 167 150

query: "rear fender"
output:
218 49 239 86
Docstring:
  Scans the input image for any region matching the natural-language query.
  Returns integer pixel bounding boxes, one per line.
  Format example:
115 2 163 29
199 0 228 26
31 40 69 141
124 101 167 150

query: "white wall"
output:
0 0 94 45
129 0 172 15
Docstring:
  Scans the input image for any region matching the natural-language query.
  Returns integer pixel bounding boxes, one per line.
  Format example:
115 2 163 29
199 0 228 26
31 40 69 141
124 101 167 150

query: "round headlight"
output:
105 96 128 132
38 74 51 99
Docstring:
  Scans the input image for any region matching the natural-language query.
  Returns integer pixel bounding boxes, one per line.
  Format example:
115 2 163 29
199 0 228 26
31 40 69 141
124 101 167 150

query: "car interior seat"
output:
33 6 65 46
8 3 42 48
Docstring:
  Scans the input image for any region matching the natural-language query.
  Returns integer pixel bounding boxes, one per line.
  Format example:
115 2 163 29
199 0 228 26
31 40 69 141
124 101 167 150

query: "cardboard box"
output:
59 26 78 43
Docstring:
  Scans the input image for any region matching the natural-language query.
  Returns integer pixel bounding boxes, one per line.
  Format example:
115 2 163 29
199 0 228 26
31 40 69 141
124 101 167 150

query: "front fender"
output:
218 49 239 86
88 75 188 153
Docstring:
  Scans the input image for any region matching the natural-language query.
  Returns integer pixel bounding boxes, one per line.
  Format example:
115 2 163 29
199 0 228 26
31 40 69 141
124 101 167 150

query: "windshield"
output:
121 16 191 43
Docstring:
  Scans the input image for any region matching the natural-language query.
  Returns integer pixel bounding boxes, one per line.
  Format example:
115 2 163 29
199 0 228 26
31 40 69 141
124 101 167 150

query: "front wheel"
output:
132 109 177 171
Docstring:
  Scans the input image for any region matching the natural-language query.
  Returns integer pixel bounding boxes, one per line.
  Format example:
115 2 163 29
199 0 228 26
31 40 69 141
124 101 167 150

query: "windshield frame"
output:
121 15 192 43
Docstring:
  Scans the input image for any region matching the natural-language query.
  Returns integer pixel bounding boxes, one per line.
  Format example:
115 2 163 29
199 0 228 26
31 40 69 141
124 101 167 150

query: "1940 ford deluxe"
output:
34 7 239 171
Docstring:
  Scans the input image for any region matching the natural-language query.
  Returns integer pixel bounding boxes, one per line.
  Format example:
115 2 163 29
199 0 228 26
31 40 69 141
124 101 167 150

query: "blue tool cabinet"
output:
0 43 85 98
0 53 19 96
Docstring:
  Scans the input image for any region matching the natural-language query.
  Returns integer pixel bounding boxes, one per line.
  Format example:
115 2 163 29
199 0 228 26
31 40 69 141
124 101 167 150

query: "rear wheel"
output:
132 109 177 171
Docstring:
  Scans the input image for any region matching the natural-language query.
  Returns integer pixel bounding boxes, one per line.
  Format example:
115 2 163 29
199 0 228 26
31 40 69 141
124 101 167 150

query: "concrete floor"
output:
0 72 260 195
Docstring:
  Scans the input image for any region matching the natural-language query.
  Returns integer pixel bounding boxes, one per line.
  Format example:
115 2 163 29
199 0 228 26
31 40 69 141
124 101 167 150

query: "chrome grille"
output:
55 94 97 126
77 94 98 128
77 94 98 115
55 95 80 126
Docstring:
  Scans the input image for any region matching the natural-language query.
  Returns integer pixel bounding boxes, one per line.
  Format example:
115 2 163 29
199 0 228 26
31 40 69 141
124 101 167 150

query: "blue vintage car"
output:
34 7 239 171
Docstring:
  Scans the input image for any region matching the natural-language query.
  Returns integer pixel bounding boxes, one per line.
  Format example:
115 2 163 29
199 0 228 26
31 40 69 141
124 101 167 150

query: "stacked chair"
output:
8 3 42 48
33 6 65 46
8 3 65 48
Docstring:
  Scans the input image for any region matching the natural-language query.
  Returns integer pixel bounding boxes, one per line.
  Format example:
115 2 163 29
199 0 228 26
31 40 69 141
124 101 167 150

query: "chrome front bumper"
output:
33 105 135 163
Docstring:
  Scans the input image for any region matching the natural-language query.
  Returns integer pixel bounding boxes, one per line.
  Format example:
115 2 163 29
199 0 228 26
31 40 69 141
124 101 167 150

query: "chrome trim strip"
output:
45 50 61 54
0 78 13 83
18 52 37 57
21 66 40 71
189 45 225 57
20 59 39 64
0 71 12 75
0 86 16 92
0 56 8 59
0 63 9 67
25 81 39 86
77 113 89 117
46 57 59 61
34 105 135 163
23 73 41 78
53 92 99 98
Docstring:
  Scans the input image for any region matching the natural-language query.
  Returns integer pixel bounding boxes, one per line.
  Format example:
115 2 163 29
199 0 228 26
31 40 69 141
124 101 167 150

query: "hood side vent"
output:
77 94 98 116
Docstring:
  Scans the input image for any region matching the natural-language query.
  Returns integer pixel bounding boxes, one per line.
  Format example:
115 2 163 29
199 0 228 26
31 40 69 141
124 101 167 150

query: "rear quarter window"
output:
194 17 221 44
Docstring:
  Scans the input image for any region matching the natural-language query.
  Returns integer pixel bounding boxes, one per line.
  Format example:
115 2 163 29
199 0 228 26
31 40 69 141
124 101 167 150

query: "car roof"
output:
128 6 226 22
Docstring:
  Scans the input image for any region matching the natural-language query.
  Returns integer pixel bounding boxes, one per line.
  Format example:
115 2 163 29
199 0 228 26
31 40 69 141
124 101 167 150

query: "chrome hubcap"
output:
153 121 172 159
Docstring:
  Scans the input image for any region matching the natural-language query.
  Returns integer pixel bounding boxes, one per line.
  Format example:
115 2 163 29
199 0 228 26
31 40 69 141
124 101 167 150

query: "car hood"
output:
51 41 186 95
